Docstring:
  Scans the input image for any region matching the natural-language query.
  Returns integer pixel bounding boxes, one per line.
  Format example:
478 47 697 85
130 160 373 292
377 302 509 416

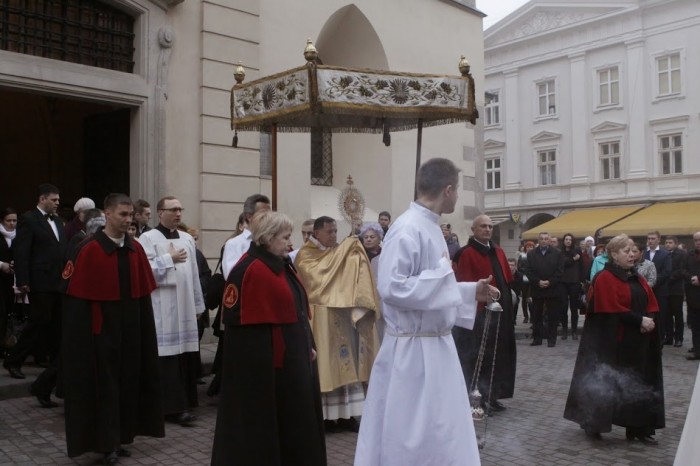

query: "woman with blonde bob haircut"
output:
564 234 664 445
211 210 326 465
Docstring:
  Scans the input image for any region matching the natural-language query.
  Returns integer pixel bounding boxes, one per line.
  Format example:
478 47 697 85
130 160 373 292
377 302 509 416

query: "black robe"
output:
211 243 326 466
452 238 517 401
61 230 164 457
564 263 664 434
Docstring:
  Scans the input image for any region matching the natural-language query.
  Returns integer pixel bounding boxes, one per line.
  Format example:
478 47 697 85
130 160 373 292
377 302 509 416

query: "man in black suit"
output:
526 232 564 347
665 236 686 347
3 184 66 407
684 232 700 360
644 231 673 345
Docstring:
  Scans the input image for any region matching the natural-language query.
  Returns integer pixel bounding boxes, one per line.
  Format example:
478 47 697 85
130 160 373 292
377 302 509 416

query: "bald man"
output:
452 214 517 413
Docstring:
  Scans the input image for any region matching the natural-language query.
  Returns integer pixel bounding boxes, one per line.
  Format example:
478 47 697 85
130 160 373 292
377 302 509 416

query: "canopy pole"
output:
414 119 423 200
272 123 278 209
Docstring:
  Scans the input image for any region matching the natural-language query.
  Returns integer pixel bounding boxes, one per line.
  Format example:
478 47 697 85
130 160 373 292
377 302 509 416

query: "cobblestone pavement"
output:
0 324 696 465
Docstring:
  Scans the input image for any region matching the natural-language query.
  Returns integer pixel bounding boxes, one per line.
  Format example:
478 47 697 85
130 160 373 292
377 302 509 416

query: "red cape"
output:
593 269 659 314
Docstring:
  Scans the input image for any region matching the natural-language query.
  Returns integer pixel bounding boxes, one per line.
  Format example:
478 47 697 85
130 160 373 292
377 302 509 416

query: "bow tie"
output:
44 214 55 221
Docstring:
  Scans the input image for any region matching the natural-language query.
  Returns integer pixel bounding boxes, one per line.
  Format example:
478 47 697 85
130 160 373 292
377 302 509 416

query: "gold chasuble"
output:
295 237 380 393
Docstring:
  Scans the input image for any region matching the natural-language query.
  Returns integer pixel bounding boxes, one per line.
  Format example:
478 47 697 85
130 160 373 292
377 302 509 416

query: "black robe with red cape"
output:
211 243 326 466
564 262 665 434
61 230 164 457
452 238 517 401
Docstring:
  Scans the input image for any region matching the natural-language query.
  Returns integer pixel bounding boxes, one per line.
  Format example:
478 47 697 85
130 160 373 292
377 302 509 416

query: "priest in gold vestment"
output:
294 216 380 432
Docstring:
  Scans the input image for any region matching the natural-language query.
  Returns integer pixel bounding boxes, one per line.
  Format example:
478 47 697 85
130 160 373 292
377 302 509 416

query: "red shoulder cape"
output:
455 243 513 284
65 238 156 300
593 269 659 314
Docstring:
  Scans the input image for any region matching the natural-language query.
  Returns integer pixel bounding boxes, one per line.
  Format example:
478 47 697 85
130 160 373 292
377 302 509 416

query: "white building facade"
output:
0 0 486 262
483 0 700 254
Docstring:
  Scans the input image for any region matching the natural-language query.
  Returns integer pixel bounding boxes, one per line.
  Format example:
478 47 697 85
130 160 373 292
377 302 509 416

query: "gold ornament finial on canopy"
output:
234 62 246 84
304 38 318 62
459 55 471 76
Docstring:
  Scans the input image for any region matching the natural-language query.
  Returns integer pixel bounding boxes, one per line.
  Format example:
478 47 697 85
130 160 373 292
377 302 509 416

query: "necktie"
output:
44 214 54 221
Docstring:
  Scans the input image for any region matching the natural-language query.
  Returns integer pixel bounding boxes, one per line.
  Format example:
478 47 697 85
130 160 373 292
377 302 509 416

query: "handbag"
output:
205 254 225 311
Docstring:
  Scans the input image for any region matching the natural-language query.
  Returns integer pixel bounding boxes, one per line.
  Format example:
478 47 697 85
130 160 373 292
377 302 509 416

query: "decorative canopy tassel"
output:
232 130 238 148
382 123 391 147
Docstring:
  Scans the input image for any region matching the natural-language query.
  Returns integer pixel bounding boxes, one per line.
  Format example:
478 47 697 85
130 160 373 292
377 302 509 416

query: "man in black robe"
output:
453 214 517 413
61 194 164 465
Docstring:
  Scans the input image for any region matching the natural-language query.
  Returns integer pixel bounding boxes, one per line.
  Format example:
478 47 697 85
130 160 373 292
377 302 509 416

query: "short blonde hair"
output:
606 234 632 256
250 210 293 247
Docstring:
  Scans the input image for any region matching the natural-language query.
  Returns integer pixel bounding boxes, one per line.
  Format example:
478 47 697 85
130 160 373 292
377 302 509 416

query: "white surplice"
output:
354 202 481 466
674 366 700 465
138 229 204 356
222 228 252 279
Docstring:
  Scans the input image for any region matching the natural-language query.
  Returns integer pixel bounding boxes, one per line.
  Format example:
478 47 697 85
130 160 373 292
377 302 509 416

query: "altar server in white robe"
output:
138 196 204 426
674 367 700 465
355 158 497 466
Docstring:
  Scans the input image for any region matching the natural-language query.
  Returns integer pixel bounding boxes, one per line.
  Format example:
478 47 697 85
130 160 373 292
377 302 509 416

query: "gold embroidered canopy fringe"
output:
229 39 479 206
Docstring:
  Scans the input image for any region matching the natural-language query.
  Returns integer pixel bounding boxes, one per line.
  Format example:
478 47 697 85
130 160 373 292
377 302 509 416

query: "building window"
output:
0 0 135 73
657 53 681 96
485 157 501 190
310 128 333 186
599 141 621 180
485 91 500 126
537 149 556 185
598 67 619 106
659 134 682 175
537 80 556 116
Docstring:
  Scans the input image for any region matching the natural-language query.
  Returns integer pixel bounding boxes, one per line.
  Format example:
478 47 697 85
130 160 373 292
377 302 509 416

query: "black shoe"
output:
337 417 360 433
166 412 196 427
5 364 25 379
584 428 602 440
116 448 131 458
664 339 673 346
523 318 529 324
324 420 342 433
689 348 695 353
102 451 119 465
29 386 58 408
196 378 206 385
572 330 578 340
489 400 506 412
635 435 658 445
561 332 568 340
548 342 556 347
530 341 542 346
674 341 683 348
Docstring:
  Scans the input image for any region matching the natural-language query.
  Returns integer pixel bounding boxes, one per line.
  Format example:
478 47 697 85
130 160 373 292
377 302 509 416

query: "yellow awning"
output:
521 205 647 241
598 200 700 237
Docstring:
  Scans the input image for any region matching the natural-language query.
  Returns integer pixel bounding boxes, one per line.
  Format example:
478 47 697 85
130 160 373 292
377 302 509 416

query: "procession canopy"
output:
230 40 478 134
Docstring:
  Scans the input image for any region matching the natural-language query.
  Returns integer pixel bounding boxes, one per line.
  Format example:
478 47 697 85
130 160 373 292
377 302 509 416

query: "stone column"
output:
569 52 588 184
625 38 648 179
504 69 521 189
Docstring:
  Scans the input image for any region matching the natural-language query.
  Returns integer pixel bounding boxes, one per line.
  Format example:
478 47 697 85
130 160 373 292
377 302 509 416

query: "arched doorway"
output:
313 5 392 221
0 87 131 216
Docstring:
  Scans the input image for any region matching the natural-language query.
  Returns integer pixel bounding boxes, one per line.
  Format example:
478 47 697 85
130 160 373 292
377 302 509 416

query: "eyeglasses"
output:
161 208 185 213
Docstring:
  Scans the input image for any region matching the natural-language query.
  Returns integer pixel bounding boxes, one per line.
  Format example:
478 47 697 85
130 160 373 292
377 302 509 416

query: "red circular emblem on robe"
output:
223 284 239 308
62 260 74 280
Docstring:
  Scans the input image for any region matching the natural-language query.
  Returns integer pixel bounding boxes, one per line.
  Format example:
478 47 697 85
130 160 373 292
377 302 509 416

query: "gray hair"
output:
250 210 293 247
85 216 106 235
359 222 384 240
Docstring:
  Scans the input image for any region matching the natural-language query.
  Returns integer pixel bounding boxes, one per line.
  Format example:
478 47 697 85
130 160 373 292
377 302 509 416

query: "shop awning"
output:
598 200 700 237
521 205 647 240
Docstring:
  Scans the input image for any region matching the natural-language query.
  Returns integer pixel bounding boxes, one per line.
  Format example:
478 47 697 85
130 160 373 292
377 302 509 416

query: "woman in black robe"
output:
211 210 326 466
564 234 664 444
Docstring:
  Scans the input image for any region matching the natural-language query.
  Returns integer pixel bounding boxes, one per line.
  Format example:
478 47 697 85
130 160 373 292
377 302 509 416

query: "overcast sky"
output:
476 0 531 29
